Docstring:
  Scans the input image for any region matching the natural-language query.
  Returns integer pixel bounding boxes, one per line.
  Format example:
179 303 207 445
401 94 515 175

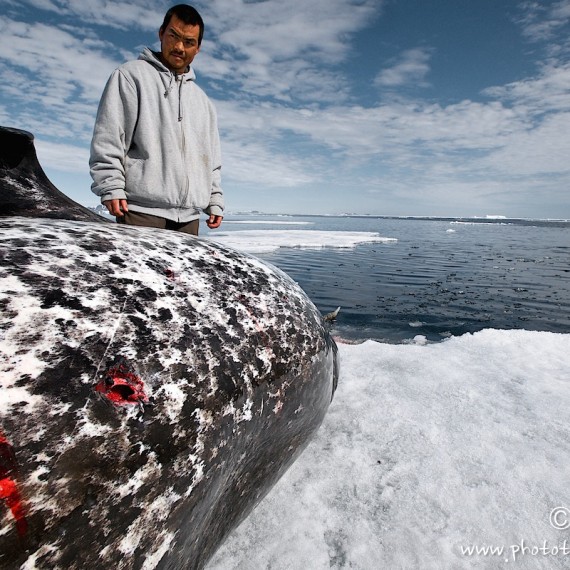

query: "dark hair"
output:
160 4 204 45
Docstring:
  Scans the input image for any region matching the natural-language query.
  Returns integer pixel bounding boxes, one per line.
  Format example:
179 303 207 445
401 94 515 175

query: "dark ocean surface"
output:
207 215 570 343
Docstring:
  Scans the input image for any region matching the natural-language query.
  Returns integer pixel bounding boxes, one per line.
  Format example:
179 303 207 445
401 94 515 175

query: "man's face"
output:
158 14 201 73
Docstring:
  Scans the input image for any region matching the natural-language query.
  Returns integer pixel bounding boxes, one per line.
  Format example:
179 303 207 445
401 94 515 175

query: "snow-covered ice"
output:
208 229 396 253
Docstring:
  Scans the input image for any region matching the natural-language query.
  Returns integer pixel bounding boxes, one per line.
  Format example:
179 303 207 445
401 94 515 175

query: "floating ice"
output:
208 230 397 253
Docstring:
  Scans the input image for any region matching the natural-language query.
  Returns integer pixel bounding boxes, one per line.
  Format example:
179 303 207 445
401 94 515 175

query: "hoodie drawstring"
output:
177 75 183 122
164 73 174 98
163 72 183 121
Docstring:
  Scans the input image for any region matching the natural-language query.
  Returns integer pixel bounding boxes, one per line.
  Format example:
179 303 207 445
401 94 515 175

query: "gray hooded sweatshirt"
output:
90 48 223 222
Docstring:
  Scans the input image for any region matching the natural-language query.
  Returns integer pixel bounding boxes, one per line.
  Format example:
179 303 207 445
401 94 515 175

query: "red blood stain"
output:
95 359 148 405
164 268 175 280
0 431 28 537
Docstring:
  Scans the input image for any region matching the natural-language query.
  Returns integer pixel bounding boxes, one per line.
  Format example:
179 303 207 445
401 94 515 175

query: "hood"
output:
138 47 196 82
138 47 196 120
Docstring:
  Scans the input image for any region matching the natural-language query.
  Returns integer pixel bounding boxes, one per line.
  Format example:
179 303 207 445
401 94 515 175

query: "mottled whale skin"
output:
0 127 339 569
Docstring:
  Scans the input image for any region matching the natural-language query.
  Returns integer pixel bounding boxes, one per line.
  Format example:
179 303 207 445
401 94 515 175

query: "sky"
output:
1 0 569 218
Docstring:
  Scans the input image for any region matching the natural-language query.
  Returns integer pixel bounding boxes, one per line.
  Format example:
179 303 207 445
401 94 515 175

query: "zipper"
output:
177 74 190 210
177 73 183 122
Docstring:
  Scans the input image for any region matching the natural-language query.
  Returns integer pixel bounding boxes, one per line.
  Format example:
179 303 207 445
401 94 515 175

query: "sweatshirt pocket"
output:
124 157 159 204
125 156 144 183
125 156 186 209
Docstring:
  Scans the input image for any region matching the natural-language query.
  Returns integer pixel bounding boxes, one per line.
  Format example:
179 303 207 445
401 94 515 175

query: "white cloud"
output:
219 53 570 182
516 0 570 62
374 47 433 88
204 0 379 62
220 98 524 164
208 46 569 214
35 138 90 174
484 60 570 114
14 0 164 30
0 15 125 146
197 0 382 101
0 17 124 93
481 111 570 176
222 137 317 188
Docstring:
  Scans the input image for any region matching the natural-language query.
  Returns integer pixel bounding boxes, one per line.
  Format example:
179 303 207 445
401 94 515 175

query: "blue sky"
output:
1 0 569 218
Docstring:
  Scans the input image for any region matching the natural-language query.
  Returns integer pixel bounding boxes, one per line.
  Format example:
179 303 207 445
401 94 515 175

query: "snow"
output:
208 329 570 569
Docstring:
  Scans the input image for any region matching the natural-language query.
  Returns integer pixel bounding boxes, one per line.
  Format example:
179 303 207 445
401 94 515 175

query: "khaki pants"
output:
117 211 199 236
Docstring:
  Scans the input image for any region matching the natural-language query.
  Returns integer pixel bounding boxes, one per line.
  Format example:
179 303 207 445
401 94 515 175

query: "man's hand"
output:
104 199 128 217
206 214 223 229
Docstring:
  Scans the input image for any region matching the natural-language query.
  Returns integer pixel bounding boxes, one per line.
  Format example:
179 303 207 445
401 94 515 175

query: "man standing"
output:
90 4 223 235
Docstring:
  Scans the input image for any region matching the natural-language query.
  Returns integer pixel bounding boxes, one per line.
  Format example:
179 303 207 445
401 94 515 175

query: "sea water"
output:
207 215 570 343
